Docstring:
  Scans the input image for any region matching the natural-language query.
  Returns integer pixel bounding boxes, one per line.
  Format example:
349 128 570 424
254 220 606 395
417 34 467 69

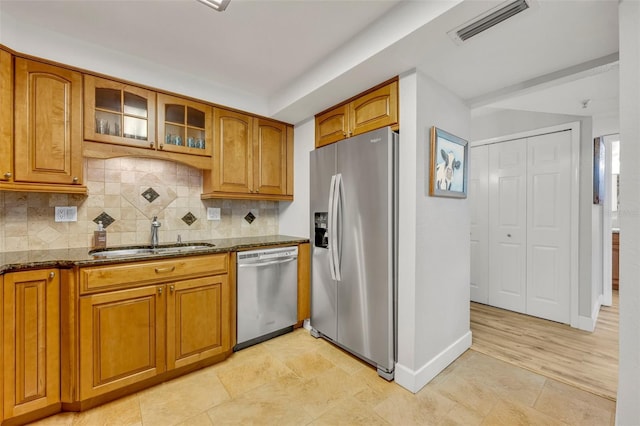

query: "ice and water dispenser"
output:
314 212 328 249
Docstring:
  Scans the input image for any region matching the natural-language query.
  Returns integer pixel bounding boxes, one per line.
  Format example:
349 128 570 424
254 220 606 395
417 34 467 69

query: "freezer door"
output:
336 127 395 371
310 145 338 341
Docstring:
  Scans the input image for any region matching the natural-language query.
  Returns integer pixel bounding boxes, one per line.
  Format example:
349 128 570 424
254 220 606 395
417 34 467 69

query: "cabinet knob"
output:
72 176 79 183
170 285 175 293
159 144 164 150
3 172 12 179
255 189 259 193
150 142 155 148
49 271 55 279
158 287 163 295
507 234 512 238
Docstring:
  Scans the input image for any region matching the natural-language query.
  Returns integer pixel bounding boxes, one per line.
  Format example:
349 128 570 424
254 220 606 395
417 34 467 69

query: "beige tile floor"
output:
30 328 616 426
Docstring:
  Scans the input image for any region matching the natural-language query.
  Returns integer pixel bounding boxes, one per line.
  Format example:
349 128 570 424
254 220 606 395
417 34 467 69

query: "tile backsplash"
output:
0 157 279 252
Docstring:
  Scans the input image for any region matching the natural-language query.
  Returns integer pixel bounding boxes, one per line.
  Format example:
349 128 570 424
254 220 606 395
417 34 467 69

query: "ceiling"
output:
0 0 620 126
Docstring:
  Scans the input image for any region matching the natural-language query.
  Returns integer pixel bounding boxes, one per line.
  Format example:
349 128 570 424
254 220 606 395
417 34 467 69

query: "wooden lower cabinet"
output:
79 285 165 400
3 269 60 422
297 242 310 322
75 255 231 401
167 275 230 370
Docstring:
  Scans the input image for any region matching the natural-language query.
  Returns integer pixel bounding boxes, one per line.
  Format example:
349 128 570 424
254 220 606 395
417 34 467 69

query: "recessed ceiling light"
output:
196 0 231 12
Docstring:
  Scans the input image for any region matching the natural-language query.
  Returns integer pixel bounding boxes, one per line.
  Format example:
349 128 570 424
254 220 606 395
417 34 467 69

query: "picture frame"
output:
593 136 605 205
429 126 468 198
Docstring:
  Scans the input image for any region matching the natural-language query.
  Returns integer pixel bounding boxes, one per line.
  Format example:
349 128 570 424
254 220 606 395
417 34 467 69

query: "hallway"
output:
471 292 619 400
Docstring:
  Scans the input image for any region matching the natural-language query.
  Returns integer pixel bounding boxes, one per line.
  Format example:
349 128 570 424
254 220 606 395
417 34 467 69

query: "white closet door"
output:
526 131 572 323
470 145 489 303
489 139 527 313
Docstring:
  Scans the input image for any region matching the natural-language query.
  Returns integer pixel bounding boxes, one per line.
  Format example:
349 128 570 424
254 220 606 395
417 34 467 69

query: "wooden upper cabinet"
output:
208 108 253 194
3 269 60 419
84 75 156 149
315 78 398 148
203 110 294 200
13 58 84 189
315 104 349 148
157 93 212 157
254 118 288 196
0 49 12 185
349 80 398 136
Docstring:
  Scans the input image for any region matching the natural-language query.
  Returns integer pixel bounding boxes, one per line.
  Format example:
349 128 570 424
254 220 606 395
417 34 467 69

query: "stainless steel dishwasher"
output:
235 246 298 350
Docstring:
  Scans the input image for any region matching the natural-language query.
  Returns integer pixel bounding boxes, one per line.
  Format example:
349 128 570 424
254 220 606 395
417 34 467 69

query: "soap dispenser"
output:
93 221 107 249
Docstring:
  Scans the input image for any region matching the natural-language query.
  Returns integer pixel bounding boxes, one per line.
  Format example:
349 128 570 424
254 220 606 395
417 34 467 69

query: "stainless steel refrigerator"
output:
310 126 398 380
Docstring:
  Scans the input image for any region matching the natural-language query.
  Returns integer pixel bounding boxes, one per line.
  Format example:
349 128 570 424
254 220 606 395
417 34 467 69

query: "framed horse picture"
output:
429 126 468 198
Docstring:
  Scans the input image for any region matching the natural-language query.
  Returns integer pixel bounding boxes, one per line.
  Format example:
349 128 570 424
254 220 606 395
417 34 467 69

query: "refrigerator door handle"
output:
328 174 337 281
334 173 343 281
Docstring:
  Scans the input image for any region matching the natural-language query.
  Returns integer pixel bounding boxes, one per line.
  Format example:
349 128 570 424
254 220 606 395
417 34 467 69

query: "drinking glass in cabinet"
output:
96 118 110 135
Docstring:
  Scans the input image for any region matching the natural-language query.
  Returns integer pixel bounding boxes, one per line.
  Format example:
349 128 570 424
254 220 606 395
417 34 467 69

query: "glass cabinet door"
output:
157 93 212 157
84 75 156 148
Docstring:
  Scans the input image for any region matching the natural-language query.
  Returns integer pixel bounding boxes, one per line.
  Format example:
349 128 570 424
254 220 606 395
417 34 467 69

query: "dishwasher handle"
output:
237 256 297 268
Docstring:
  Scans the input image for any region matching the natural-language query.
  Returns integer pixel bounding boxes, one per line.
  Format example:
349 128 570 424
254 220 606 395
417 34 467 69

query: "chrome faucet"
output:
151 216 161 247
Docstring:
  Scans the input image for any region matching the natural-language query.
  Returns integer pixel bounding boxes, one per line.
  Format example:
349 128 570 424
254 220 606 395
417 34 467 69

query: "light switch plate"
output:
55 206 77 222
207 207 221 221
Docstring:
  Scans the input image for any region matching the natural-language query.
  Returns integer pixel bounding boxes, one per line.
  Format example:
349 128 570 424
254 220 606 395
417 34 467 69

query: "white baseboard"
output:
577 294 603 332
394 330 472 393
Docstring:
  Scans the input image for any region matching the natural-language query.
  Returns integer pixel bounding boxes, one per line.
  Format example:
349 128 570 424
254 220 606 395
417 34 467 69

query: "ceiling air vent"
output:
448 0 533 44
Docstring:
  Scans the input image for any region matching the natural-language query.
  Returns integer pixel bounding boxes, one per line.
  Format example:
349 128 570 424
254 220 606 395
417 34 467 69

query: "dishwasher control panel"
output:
237 246 298 263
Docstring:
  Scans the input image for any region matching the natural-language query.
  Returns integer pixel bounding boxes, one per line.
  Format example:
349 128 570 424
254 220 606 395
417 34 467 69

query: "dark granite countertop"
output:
0 235 309 274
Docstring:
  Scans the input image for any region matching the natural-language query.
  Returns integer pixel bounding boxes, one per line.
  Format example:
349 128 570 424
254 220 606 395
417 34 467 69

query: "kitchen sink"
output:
89 243 215 258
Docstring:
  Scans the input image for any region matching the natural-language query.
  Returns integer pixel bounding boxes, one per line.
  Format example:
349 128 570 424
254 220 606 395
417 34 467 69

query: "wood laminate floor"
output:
470 291 619 401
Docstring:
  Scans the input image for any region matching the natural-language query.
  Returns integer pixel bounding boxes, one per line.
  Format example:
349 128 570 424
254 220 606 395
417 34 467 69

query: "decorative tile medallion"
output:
122 174 177 220
141 187 160 203
93 212 115 228
244 212 256 224
181 212 197 226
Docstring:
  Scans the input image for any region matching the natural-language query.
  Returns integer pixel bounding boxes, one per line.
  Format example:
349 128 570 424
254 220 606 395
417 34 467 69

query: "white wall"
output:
616 0 640 422
0 10 267 118
593 114 620 137
471 109 599 322
395 69 471 393
278 118 315 238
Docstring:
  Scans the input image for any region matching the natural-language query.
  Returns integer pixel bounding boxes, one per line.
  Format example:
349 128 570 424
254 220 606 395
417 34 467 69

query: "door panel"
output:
335 128 393 370
315 105 349 148
213 109 253 193
526 131 571 323
349 81 398 137
79 286 164 399
0 49 12 183
14 59 82 185
469 145 489 303
310 145 337 340
489 139 527 313
254 118 286 195
167 275 229 370
3 269 60 418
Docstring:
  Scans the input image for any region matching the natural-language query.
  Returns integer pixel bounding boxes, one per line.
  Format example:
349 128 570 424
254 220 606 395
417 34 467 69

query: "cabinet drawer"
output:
79 253 228 294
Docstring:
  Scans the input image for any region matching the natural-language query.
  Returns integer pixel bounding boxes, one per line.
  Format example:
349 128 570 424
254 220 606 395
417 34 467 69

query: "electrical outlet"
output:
55 206 77 222
207 207 221 221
